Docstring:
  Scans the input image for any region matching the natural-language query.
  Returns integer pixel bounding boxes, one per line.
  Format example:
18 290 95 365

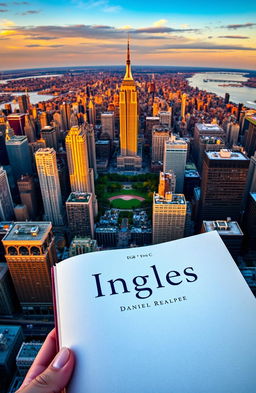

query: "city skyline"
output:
0 0 255 70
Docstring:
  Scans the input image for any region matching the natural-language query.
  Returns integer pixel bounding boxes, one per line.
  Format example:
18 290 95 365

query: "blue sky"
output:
0 0 255 69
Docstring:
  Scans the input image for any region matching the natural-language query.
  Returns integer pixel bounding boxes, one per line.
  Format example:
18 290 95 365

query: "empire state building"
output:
117 40 142 170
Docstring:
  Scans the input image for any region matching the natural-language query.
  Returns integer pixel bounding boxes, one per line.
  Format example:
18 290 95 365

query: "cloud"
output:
103 5 121 12
25 44 64 48
133 26 199 34
21 10 41 15
4 23 179 41
71 0 121 12
0 3 7 6
218 35 249 39
24 36 58 40
153 19 168 28
0 19 16 26
13 1 30 4
0 9 7 12
223 23 256 29
159 43 256 51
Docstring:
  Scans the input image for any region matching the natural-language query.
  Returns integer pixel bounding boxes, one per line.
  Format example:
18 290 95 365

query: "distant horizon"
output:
1 64 256 74
0 0 255 71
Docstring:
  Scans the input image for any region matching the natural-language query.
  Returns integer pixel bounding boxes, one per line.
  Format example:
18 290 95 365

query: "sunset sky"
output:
0 0 255 70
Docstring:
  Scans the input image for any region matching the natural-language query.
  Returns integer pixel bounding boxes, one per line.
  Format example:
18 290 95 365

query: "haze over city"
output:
0 0 256 70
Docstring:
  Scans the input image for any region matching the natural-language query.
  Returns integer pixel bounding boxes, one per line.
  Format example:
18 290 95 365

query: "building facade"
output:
35 148 64 226
3 222 57 314
117 40 142 170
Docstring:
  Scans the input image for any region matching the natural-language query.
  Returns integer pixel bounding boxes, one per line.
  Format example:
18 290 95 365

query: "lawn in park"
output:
110 198 142 209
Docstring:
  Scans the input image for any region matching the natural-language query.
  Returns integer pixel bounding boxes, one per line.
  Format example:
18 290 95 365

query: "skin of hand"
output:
16 329 75 393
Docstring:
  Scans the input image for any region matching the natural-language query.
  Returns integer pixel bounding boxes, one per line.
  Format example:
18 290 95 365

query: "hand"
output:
17 329 75 393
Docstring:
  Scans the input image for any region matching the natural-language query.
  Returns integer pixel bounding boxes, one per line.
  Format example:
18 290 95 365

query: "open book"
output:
52 231 256 393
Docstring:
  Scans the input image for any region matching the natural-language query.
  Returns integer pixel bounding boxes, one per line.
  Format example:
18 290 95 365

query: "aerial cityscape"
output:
0 0 256 391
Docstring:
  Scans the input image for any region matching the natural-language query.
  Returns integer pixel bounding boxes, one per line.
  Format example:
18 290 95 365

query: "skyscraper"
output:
35 148 64 225
7 114 26 136
41 126 58 150
0 131 9 166
17 175 37 219
117 40 142 170
0 167 14 221
163 135 187 193
86 123 97 179
66 192 94 238
6 135 33 181
158 171 176 196
3 222 57 314
65 125 91 193
153 191 186 244
101 112 115 140
151 125 171 164
199 149 249 221
18 94 30 114
243 115 256 157
181 93 187 119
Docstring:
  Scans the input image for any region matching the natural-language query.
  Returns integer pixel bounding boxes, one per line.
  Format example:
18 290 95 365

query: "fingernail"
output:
52 347 70 369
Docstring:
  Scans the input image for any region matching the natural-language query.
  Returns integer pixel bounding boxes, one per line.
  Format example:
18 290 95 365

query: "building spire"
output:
124 35 133 81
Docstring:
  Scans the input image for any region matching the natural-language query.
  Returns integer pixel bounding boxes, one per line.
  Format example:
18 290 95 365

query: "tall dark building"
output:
0 131 9 166
17 175 38 219
224 93 230 104
7 114 26 136
18 94 30 114
243 116 256 157
66 192 94 238
199 149 249 221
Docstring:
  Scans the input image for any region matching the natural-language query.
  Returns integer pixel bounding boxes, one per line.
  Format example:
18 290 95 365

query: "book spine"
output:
51 266 67 393
51 266 60 351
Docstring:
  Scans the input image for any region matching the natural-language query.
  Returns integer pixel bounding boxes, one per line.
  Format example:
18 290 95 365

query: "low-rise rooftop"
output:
3 222 52 243
67 192 92 204
154 192 186 205
16 342 42 361
203 220 244 236
206 149 248 161
0 326 23 364
196 123 224 133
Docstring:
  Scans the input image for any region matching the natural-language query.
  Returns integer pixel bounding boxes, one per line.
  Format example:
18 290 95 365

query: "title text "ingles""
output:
92 265 198 300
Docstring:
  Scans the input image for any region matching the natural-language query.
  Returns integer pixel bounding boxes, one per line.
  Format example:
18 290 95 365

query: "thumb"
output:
19 347 75 393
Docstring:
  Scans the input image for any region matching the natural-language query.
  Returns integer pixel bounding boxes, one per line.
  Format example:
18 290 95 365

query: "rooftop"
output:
6 135 27 144
0 326 23 364
16 342 42 361
41 126 54 132
196 123 224 133
3 222 52 243
199 136 224 144
67 192 92 204
185 169 200 178
154 192 186 205
203 220 243 236
0 222 13 235
206 149 248 161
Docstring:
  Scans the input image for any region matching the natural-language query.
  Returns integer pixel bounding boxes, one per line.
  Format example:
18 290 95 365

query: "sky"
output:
0 0 255 71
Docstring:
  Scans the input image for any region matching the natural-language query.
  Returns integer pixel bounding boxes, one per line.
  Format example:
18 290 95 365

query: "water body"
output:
0 92 54 110
187 72 256 109
0 74 58 109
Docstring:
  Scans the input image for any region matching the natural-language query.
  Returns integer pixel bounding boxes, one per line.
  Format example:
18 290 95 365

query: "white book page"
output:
54 231 256 393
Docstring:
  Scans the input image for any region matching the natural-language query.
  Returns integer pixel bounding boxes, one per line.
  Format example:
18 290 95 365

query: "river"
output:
0 74 61 110
187 72 256 109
